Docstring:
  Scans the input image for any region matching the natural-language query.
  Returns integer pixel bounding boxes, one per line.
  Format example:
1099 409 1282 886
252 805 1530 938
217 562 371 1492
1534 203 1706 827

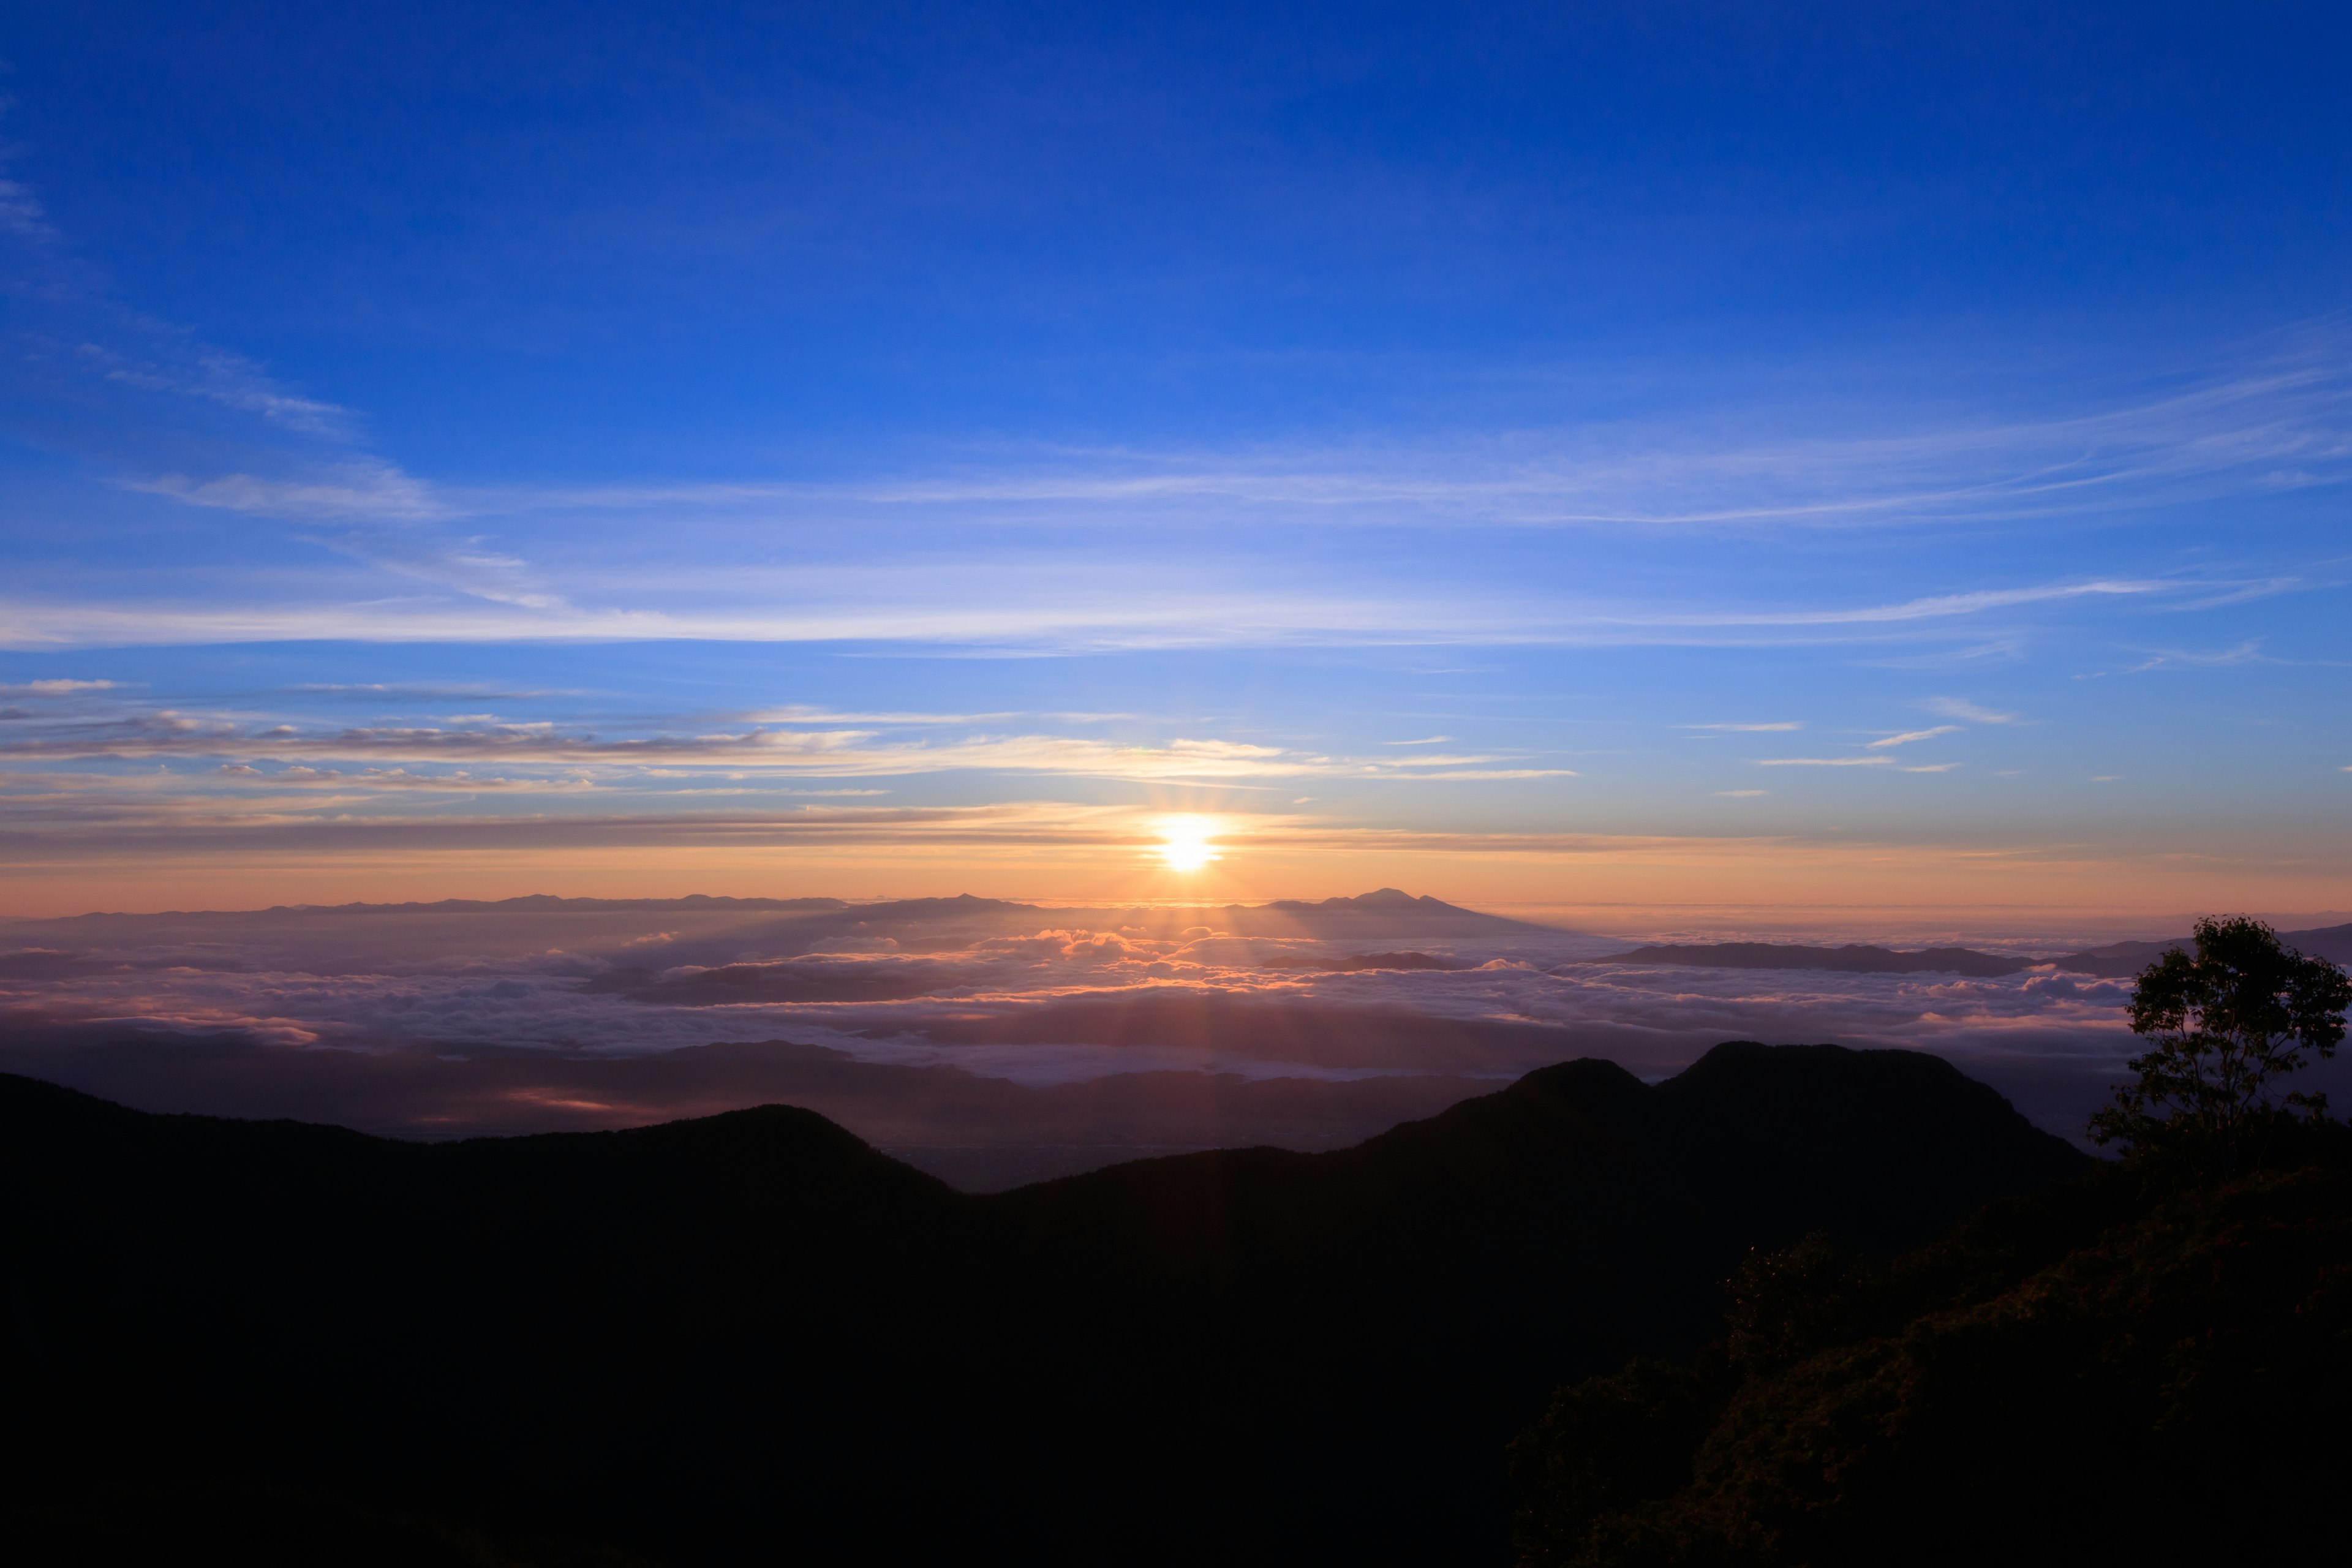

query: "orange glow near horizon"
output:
1 812 2347 931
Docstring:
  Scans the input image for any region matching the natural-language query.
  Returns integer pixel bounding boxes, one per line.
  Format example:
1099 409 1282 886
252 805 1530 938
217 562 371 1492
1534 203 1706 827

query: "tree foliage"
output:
1508 1146 2352 1566
2089 916 2351 1170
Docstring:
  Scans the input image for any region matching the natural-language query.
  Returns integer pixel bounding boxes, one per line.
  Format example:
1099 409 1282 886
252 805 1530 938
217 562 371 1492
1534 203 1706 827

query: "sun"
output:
1156 816 1221 873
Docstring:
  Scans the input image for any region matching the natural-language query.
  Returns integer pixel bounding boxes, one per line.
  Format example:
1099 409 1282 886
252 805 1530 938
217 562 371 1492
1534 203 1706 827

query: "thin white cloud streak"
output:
0 794 2154 865
0 709 1569 782
0 679 121 695
406 342 2352 532
2121 639 2266 673
126 468 567 608
11 150 2342 657
744 706 1139 725
1866 726 1961 749
209 764 601 793
12 149 2337 656
0 175 557 613
78 343 356 443
1755 756 1895 767
132 464 447 522
0 178 59 241
0 573 2209 652
1924 697 2021 724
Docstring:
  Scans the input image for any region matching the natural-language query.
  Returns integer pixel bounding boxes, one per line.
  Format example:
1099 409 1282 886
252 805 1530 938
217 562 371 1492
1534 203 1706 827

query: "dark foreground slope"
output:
1510 1131 2352 1567
2 1043 2081 1567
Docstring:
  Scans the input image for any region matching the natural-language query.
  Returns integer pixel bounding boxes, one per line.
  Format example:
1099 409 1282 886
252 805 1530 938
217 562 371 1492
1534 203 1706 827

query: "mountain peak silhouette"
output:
4 1042 2082 1564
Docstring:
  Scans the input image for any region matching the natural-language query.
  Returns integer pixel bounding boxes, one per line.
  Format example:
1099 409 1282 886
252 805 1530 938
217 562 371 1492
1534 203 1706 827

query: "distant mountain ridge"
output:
1584 922 2352 979
0 1024 1491 1187
34 887 1517 922
4 1042 2081 1566
1265 888 1467 912
2048 920 2352 976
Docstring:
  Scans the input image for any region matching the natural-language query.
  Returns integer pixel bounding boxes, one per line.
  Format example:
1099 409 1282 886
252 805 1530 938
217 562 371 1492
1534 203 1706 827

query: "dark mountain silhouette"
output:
1238 889 1560 938
1261 949 1476 971
4 1043 2081 1566
1580 943 2026 977
2051 919 2352 976
0 1023 1490 1187
822 892 1038 919
1269 888 1462 911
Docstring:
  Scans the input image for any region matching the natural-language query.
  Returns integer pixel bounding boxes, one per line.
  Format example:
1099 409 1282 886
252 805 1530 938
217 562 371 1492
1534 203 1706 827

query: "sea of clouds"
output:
0 897 2171 1150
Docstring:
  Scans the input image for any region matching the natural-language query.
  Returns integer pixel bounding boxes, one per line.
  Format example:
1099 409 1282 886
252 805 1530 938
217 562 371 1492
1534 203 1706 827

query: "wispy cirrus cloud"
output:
2120 639 2267 673
132 463 447 522
0 570 2228 653
1 169 560 613
76 342 356 443
211 764 600 793
405 331 2352 533
0 178 59 241
129 467 565 608
1923 697 2021 724
0 704 1573 783
0 173 2316 661
11 156 2339 660
744 706 1139 725
1866 726 1961 749
0 679 121 696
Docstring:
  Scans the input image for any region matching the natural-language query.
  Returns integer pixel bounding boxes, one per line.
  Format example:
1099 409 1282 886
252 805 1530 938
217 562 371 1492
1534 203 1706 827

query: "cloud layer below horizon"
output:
0 897 2179 1174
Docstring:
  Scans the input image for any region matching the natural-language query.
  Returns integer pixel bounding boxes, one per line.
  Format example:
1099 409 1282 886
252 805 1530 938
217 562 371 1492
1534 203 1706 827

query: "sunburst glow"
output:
1156 816 1221 873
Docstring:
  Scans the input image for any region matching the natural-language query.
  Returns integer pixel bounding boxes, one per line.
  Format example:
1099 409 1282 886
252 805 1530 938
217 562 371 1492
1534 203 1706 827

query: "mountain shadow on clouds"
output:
581 957 976 1003
3 1042 2081 1566
0 949 253 980
1581 943 2027 978
1261 950 1475 972
853 988 1581 1070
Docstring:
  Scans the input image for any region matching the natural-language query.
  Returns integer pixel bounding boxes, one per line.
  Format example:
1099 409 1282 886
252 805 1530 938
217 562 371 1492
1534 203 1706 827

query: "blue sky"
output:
1 1 2347 919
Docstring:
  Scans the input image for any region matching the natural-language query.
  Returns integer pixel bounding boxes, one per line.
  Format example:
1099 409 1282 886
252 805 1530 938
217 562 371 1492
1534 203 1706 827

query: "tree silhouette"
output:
2090 915 2351 1172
